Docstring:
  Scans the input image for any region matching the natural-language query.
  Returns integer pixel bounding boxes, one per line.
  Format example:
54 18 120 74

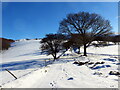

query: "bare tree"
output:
40 34 66 60
58 12 112 56
62 34 83 54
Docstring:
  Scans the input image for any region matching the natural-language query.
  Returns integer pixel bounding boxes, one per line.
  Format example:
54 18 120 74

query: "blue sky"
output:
2 2 118 40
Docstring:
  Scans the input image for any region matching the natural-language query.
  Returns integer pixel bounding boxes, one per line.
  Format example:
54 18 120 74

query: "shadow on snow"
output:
103 58 117 62
92 65 111 69
0 58 53 71
0 58 74 71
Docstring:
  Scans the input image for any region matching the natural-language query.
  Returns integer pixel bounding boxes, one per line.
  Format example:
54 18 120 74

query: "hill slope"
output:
1 39 53 64
0 40 119 88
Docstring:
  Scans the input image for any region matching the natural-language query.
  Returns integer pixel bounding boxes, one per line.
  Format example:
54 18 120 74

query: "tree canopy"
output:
40 34 67 60
58 12 113 56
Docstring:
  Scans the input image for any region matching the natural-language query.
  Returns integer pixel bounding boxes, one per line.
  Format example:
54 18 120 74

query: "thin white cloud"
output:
116 16 120 19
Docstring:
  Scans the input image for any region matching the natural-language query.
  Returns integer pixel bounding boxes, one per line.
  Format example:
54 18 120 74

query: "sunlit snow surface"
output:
0 40 119 88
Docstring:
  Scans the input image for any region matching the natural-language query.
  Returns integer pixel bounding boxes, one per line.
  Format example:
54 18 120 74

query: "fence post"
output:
5 69 17 79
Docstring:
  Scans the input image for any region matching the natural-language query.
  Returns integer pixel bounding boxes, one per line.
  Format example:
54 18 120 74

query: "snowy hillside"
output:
1 39 53 63
0 40 119 88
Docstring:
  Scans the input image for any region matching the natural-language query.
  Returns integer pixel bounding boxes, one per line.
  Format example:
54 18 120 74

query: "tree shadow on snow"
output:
92 65 111 70
0 58 53 71
103 58 117 62
112 63 120 65
0 58 74 71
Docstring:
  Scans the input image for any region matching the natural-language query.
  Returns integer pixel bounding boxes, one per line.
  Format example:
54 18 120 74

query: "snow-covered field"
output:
0 40 119 88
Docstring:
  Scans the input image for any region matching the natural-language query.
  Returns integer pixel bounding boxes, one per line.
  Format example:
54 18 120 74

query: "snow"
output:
0 39 119 88
83 45 118 56
0 40 53 64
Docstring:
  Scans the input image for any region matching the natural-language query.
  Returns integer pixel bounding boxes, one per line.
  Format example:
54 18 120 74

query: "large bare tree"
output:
58 12 112 56
40 34 66 60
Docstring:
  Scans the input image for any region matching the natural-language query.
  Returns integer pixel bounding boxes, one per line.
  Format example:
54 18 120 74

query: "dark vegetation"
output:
58 12 113 56
109 71 120 76
73 61 89 66
0 38 14 50
73 61 105 67
40 11 119 60
94 35 120 46
40 34 67 60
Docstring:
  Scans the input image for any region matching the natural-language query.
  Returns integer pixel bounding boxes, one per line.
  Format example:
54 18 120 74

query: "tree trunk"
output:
51 53 56 61
53 54 57 61
83 44 87 56
57 50 67 59
77 46 80 54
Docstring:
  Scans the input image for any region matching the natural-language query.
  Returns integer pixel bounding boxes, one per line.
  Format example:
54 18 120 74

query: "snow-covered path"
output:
3 58 118 88
32 62 63 88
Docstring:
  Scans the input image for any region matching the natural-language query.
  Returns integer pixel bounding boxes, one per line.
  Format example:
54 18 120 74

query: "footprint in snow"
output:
110 85 114 87
63 69 65 71
53 81 56 84
50 83 54 87
65 73 68 77
50 81 56 87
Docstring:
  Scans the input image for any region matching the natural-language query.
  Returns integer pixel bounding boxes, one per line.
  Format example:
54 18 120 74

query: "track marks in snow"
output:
2 56 119 88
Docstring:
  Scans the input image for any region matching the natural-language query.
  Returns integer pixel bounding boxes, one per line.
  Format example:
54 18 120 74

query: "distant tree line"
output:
95 35 120 45
0 38 14 50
